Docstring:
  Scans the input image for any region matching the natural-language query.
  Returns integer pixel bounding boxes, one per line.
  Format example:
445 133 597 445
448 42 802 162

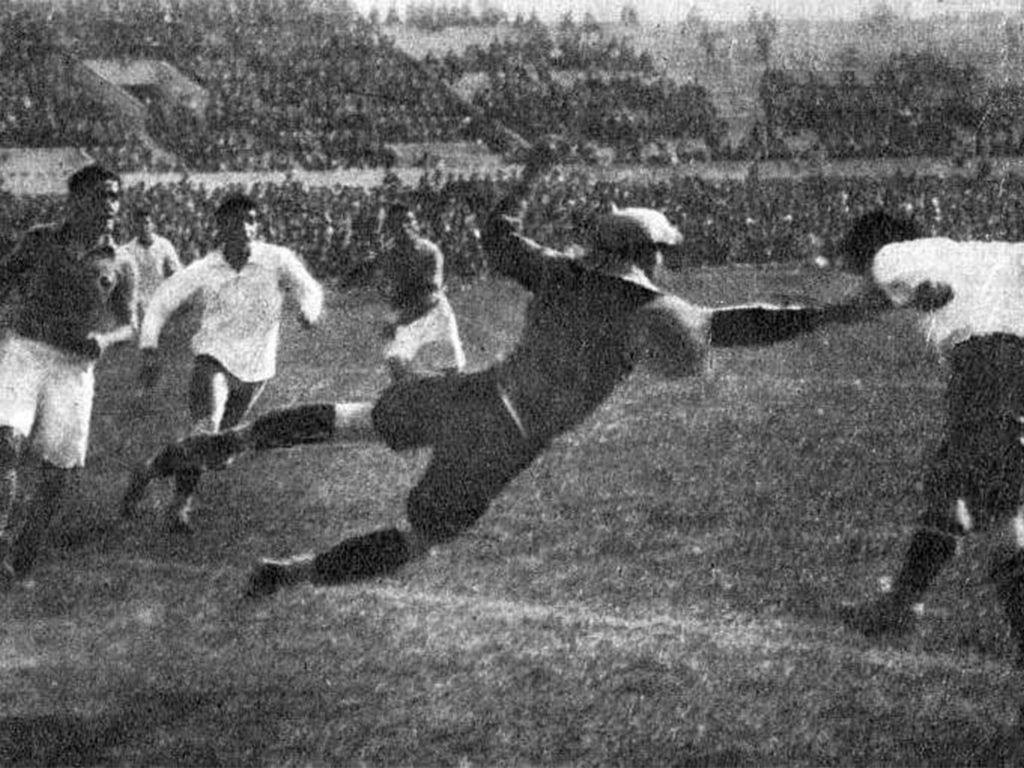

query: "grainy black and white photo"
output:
2 0 1024 764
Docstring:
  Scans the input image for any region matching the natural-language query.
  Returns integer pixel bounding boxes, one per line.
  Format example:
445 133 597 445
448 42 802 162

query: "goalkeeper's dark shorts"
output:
371 369 545 543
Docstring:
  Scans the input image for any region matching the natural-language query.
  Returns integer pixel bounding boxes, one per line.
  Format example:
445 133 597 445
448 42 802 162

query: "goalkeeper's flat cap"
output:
581 205 682 285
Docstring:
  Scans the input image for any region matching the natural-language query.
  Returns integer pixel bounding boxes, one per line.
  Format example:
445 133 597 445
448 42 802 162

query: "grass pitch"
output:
1 265 1021 766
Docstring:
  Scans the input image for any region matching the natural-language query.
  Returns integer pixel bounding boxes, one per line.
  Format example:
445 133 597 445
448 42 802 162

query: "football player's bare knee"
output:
332 403 377 442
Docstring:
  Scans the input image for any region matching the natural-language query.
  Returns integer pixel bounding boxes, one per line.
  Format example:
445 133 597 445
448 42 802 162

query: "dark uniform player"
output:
0 164 137 585
377 203 465 380
121 145 827 597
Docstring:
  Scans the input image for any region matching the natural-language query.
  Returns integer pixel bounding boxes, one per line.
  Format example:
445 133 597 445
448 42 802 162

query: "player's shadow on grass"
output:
0 689 226 766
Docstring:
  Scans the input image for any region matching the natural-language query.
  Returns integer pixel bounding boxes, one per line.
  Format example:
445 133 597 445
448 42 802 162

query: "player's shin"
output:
0 428 22 552
245 527 415 598
312 527 412 583
10 463 69 576
886 526 958 607
843 525 958 636
249 402 376 449
992 552 1024 667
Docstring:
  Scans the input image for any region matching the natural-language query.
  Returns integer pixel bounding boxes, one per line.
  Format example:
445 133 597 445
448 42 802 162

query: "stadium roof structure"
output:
0 147 94 196
82 59 208 115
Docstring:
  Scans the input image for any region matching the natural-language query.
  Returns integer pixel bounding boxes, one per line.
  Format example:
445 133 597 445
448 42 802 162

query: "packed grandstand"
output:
2 0 1021 279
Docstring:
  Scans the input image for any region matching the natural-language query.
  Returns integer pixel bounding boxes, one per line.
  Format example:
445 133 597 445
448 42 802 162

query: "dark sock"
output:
313 528 411 584
889 528 958 604
251 404 337 450
992 554 1024 664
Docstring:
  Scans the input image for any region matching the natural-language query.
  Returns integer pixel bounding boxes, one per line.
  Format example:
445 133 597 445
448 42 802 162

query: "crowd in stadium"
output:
4 0 1019 173
2 165 1018 286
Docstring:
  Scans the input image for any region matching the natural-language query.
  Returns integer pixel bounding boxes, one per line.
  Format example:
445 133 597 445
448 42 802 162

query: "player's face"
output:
221 208 259 248
134 214 155 243
77 179 121 225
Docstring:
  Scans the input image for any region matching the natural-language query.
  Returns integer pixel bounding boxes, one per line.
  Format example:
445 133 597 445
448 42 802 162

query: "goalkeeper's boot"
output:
840 592 918 637
840 528 956 637
245 554 315 599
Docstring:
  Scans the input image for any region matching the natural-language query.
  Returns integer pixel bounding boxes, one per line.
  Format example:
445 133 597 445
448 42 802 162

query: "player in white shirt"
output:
820 210 1024 669
121 206 182 317
123 193 323 532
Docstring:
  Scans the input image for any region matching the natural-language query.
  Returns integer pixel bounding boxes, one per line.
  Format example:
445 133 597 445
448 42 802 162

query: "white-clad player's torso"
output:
123 234 179 306
872 239 1024 352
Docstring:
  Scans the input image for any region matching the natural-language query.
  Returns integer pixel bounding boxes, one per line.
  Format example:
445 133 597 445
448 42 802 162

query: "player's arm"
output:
89 255 139 354
137 261 206 387
708 302 824 347
163 243 184 277
279 249 324 328
481 141 568 292
813 277 953 328
482 216 574 292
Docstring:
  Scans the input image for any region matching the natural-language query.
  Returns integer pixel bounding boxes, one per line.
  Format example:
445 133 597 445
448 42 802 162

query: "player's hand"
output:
909 281 953 312
299 314 316 331
138 349 161 389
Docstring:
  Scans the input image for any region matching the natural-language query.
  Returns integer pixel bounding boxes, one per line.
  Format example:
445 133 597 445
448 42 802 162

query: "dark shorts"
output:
372 370 546 543
923 334 1024 534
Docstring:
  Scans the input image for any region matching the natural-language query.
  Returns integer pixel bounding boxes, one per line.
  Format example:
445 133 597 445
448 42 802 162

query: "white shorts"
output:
385 297 466 377
0 334 95 468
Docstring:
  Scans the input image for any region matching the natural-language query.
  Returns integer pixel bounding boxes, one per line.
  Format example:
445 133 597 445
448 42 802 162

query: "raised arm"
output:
279 249 324 328
139 260 206 350
163 241 184 278
480 141 572 293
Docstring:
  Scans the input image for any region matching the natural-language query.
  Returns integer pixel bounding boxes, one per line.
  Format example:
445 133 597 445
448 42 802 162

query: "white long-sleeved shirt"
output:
872 239 1024 352
140 241 323 381
122 234 183 309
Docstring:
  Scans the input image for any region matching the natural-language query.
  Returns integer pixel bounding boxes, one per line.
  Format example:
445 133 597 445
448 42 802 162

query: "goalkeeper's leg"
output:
120 403 378 518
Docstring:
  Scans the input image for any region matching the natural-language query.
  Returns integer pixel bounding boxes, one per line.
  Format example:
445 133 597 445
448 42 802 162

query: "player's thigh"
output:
0 335 49 439
187 356 231 431
34 357 94 469
372 373 462 451
406 405 541 543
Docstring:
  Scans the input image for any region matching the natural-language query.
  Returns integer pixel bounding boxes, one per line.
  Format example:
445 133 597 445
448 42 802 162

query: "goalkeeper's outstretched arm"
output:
708 303 822 348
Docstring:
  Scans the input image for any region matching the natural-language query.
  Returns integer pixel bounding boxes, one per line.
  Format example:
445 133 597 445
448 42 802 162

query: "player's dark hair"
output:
215 193 258 222
132 206 152 219
68 164 121 196
838 210 922 274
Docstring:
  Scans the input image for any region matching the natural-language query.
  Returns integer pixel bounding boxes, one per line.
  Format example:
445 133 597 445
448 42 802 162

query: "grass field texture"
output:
1 264 1022 765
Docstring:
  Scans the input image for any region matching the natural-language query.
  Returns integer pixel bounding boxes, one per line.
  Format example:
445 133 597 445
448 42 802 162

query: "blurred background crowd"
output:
3 168 1018 282
2 0 1022 283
